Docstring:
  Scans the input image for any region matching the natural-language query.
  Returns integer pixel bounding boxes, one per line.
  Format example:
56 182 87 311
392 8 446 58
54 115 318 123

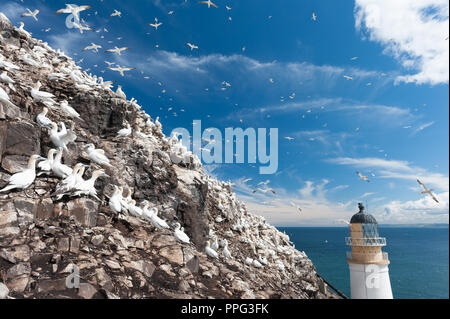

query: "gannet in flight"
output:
205 241 219 259
186 43 199 51
55 4 92 21
0 71 15 91
109 66 135 77
343 75 353 80
284 137 295 141
149 18 163 30
21 9 39 21
290 202 302 213
83 43 102 53
0 155 45 194
71 21 92 34
110 9 121 17
117 123 132 138
0 86 16 108
168 11 174 15
85 144 112 167
198 0 219 8
36 107 53 129
417 179 439 203
351 56 358 61
105 46 130 55
335 219 350 225
356 171 370 182
312 11 317 21
174 223 190 243
253 187 276 194
60 100 80 118
226 5 232 10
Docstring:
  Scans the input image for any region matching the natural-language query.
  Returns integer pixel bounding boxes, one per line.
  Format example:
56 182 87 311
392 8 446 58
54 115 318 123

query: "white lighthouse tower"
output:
346 203 393 299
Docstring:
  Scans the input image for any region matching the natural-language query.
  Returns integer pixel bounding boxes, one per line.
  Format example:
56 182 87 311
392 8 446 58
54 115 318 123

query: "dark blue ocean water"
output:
277 227 449 299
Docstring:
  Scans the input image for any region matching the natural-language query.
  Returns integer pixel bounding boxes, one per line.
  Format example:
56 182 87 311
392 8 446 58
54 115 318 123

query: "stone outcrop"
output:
0 13 336 299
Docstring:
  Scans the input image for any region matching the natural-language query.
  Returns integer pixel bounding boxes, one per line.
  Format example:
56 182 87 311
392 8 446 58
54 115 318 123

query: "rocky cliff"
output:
0 13 335 299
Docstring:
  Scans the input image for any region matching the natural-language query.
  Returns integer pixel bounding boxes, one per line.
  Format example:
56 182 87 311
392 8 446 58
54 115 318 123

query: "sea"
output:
277 226 449 299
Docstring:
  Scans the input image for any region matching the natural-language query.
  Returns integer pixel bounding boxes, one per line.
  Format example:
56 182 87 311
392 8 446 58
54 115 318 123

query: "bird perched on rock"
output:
143 205 169 229
0 155 45 194
36 107 53 129
117 123 132 138
37 149 57 176
222 239 232 259
0 71 15 91
109 185 123 214
49 122 76 152
84 144 112 167
31 81 56 108
205 241 219 259
70 169 108 201
174 223 190 243
0 86 16 108
60 100 80 118
52 163 87 200
51 148 73 179
115 85 126 99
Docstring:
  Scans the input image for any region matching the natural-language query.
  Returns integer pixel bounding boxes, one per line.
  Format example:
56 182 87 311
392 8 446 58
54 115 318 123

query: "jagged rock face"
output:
0 13 336 299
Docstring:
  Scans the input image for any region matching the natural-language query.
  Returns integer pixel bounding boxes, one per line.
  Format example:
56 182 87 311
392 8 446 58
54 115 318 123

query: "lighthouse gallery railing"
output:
345 237 386 246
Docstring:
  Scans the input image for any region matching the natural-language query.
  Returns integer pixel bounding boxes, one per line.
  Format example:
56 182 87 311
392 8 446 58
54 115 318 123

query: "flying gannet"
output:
105 46 130 55
290 201 302 213
148 18 163 30
110 9 122 17
21 9 39 21
253 187 276 194
0 155 45 193
186 43 199 51
83 43 102 53
356 171 370 183
198 0 219 8
55 4 92 21
312 11 317 21
109 66 135 77
417 179 439 203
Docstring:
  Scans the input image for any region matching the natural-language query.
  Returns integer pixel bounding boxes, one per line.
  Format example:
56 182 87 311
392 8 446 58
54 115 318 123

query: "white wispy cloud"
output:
0 2 25 20
355 0 449 85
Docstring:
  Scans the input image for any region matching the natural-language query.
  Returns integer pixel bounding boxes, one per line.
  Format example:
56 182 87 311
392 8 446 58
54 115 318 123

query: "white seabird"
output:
222 239 232 259
60 100 80 118
109 185 123 214
55 4 92 21
52 148 73 178
31 81 56 108
71 169 108 201
37 148 57 176
0 155 45 193
36 107 53 129
117 123 132 138
143 205 169 229
174 223 190 243
115 85 126 99
84 144 112 167
0 86 16 108
128 200 143 217
205 241 219 259
52 163 87 200
0 71 15 91
49 122 75 152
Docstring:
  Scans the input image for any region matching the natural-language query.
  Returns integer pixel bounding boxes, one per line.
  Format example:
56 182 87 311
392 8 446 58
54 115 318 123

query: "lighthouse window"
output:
362 224 379 244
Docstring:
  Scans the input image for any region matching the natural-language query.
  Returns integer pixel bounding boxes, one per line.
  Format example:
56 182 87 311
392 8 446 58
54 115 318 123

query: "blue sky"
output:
1 0 448 225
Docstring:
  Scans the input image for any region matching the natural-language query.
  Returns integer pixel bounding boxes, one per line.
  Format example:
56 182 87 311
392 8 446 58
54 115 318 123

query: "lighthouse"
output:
346 203 393 299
